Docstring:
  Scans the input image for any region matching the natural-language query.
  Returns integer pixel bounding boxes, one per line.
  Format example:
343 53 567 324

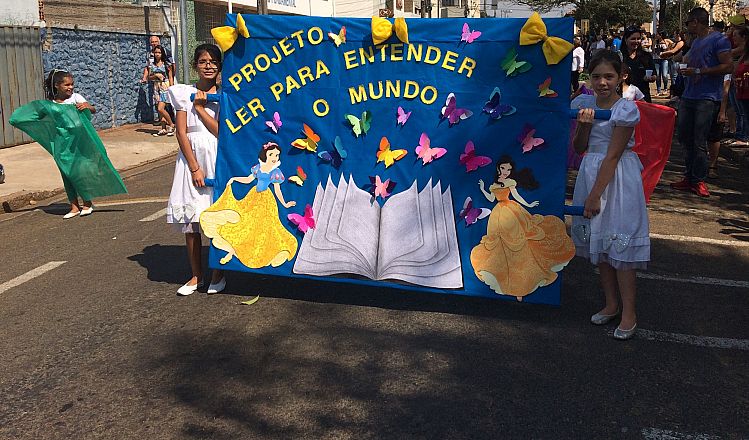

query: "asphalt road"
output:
0 146 747 439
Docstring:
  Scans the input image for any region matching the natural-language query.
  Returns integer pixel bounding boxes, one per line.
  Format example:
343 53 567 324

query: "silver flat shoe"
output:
613 323 637 340
207 277 226 294
590 310 620 325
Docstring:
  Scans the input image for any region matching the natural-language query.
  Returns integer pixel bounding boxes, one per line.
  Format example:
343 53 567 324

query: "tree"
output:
659 0 699 36
516 0 653 34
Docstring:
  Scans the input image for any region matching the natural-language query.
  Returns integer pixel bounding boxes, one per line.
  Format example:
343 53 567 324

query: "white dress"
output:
166 84 219 232
570 95 650 270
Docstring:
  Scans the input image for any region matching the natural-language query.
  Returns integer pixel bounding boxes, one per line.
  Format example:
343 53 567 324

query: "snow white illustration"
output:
470 155 575 300
201 142 298 268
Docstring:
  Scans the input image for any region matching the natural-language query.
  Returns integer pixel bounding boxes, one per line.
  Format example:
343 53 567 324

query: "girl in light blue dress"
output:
571 50 649 340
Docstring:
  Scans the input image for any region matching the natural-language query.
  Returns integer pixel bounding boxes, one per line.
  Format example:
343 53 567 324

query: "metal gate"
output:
0 26 45 148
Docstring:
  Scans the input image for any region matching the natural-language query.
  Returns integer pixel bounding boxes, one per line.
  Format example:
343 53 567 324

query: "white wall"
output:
0 0 41 26
334 0 385 17
213 0 334 16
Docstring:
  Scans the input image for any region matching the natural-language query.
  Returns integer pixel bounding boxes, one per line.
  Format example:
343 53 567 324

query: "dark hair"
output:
152 45 166 63
495 155 539 190
192 43 222 70
621 27 643 58
738 26 749 60
258 142 281 162
589 50 623 78
688 7 709 26
44 69 73 100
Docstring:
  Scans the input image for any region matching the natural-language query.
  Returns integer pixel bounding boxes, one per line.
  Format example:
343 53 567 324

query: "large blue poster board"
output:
203 14 576 305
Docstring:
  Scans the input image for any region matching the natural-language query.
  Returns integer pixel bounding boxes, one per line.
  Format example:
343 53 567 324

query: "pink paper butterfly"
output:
459 141 492 172
441 93 473 126
396 106 411 126
265 111 282 134
415 132 447 165
459 196 491 226
518 124 545 154
288 204 315 233
368 175 396 200
461 23 482 44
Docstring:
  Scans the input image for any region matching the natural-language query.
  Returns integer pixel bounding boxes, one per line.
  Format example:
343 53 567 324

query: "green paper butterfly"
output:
501 48 532 77
344 111 372 137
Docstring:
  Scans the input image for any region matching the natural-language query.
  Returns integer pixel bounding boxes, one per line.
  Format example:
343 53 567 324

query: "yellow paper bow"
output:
371 16 409 45
519 12 573 65
211 13 250 52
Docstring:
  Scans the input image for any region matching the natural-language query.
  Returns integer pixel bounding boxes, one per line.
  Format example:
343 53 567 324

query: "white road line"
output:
649 205 748 220
637 329 749 351
650 233 749 248
0 261 66 295
636 272 749 289
92 197 168 207
641 427 722 439
139 208 167 222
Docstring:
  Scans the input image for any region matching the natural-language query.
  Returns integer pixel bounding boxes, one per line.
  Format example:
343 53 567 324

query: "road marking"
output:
636 329 749 351
636 271 749 289
650 233 749 248
0 261 66 295
139 208 167 222
649 205 748 220
92 197 168 207
641 427 721 439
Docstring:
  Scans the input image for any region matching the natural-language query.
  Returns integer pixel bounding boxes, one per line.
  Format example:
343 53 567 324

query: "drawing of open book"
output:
293 175 463 288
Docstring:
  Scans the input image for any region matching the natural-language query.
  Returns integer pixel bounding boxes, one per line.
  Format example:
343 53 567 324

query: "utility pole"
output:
258 0 268 14
421 0 426 18
179 0 189 84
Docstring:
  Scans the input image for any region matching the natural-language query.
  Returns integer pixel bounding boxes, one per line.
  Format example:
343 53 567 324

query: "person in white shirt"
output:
621 64 646 101
572 37 585 93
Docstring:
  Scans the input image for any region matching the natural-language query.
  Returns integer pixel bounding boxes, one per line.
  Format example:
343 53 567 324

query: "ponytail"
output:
44 69 72 100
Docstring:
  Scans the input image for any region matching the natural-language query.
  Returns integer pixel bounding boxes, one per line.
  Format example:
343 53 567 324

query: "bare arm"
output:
174 111 205 188
478 179 495 202
573 108 594 154
229 175 256 185
661 40 683 58
193 90 219 138
583 126 634 218
167 66 174 86
683 50 733 76
141 66 149 83
719 78 731 122
273 182 296 208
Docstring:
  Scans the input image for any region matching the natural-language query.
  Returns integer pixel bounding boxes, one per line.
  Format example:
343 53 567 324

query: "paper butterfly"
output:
328 26 346 47
441 93 473 126
415 132 447 165
459 196 491 226
368 175 397 200
459 141 492 172
376 136 408 168
396 106 411 126
518 124 545 154
288 166 307 186
538 77 558 98
344 110 372 137
265 111 282 134
288 204 315 234
501 47 532 77
318 136 348 168
291 123 320 153
482 87 516 119
461 23 481 44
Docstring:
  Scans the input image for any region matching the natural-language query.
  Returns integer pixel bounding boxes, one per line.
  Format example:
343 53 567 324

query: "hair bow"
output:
263 142 278 150
519 12 573 65
371 16 409 45
211 13 250 52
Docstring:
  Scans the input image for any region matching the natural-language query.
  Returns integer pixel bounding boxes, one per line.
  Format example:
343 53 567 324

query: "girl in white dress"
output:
166 44 225 296
571 50 650 340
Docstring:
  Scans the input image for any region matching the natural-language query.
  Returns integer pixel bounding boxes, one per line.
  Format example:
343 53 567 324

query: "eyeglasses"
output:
197 60 218 67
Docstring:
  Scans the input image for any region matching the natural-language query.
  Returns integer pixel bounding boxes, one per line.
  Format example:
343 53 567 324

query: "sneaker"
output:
670 178 691 191
0 164 5 184
153 129 167 137
690 181 710 197
166 126 175 136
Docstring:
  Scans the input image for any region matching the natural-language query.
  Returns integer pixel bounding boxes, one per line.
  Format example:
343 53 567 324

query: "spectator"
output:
641 32 653 54
141 45 175 136
653 32 672 97
621 64 646 101
571 37 585 94
148 35 175 80
612 33 622 52
661 31 687 96
672 7 733 197
621 26 657 102
729 25 749 148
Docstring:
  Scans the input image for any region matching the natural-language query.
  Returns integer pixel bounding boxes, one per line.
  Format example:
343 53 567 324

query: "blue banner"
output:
202 14 576 305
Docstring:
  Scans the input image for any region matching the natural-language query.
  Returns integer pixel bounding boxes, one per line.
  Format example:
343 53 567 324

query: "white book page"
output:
294 176 372 277
336 176 381 271
382 179 438 269
375 181 423 275
379 185 464 288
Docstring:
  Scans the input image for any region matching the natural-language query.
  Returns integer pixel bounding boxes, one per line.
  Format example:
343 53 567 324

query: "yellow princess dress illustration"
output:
201 143 298 268
470 157 575 300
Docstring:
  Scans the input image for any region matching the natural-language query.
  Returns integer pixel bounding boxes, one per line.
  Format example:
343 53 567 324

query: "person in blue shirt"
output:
671 7 733 197
612 33 622 52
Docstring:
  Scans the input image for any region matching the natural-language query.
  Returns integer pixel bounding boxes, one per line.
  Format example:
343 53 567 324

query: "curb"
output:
719 144 749 168
0 152 176 213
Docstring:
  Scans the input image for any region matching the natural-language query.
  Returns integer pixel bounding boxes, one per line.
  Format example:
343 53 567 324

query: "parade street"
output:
0 144 748 440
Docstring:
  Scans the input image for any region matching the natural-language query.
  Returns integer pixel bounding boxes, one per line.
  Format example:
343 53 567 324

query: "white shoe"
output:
207 277 226 294
79 206 94 216
63 211 79 219
177 280 203 296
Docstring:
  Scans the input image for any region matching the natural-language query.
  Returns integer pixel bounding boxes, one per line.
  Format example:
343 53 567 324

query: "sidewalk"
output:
0 124 178 211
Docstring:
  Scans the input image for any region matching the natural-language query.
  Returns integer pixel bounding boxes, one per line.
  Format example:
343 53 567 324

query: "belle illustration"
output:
470 155 575 300
200 142 298 268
